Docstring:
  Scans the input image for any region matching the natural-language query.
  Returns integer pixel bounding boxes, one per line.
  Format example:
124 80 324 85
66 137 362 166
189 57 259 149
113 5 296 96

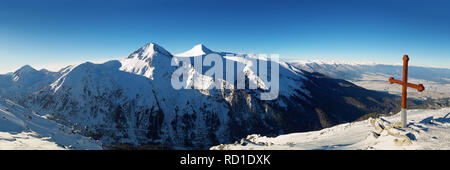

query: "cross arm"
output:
388 77 425 92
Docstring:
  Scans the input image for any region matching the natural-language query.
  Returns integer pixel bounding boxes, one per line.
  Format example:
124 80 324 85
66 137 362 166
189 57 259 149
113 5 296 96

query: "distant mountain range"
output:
289 60 450 84
0 43 436 149
289 60 450 100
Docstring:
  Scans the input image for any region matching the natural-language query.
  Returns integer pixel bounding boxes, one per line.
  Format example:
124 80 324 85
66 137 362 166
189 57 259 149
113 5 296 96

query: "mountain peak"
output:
121 42 175 79
193 44 211 52
176 43 213 57
12 65 40 82
14 65 36 74
127 42 172 60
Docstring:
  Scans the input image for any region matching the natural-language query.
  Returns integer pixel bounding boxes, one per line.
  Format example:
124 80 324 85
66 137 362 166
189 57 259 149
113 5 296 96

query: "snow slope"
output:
0 97 102 150
211 107 450 150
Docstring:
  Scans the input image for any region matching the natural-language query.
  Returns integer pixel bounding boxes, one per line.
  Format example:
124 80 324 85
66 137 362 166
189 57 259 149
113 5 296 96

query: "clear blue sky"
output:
1 0 449 73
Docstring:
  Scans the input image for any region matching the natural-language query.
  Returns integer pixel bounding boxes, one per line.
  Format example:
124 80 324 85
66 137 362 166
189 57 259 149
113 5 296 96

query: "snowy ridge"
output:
0 65 60 103
211 108 450 150
176 44 213 57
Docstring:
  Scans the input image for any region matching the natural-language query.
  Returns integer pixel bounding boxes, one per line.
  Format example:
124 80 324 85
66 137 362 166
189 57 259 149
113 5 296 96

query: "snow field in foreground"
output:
211 108 450 150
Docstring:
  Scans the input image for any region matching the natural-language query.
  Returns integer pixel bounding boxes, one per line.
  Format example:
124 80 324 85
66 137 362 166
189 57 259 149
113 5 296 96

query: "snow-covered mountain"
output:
211 107 450 150
0 97 102 149
0 65 61 103
23 43 311 148
289 60 450 99
176 44 214 57
0 43 409 149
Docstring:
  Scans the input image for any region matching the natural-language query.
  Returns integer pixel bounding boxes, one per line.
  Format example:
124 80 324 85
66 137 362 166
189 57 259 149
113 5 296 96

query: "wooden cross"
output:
388 55 425 128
